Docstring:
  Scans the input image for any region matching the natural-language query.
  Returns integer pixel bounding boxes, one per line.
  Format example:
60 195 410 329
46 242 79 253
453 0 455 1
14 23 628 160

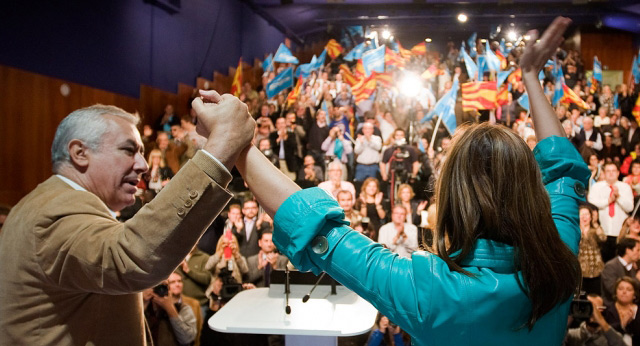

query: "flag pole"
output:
430 114 443 151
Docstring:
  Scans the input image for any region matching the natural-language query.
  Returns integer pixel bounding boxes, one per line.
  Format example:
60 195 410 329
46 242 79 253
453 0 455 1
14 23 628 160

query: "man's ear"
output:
68 139 90 169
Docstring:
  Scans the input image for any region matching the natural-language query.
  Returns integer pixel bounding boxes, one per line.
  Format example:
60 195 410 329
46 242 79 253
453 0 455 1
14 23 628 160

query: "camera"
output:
153 283 169 297
215 267 243 302
570 291 593 322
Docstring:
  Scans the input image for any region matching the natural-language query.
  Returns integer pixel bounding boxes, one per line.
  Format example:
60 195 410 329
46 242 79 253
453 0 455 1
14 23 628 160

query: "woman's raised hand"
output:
519 17 571 76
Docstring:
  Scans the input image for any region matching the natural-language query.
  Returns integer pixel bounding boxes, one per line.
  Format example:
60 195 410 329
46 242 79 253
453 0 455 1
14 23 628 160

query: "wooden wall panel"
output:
0 65 137 206
138 85 178 128
581 31 635 85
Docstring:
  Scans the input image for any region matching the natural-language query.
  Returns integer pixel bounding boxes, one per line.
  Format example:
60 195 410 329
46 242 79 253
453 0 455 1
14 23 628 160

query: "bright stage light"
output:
457 13 468 23
382 29 391 40
399 73 422 98
425 38 432 43
523 34 531 41
507 30 517 41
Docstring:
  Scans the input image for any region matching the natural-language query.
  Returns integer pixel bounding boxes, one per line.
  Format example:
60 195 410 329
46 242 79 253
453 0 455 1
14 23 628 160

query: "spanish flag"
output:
411 42 427 56
230 58 242 97
352 74 377 104
340 64 358 87
385 47 405 69
560 84 589 109
326 39 344 59
396 40 412 59
632 95 640 126
462 81 498 112
286 75 303 107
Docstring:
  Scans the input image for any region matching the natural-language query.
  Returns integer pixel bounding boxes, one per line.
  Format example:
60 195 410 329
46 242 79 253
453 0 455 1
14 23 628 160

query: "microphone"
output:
302 272 327 303
285 266 291 314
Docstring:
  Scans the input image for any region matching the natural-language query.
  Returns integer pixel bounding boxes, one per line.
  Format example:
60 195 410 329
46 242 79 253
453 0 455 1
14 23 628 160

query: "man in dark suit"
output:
270 117 302 180
232 199 268 258
623 118 640 154
574 116 603 153
601 238 640 304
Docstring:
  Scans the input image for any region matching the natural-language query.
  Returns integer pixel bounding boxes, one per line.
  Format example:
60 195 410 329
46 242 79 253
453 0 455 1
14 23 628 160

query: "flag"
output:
265 67 295 99
552 62 564 106
355 59 365 79
496 84 510 106
593 56 603 84
485 41 501 72
633 95 640 125
340 64 358 86
373 71 393 88
385 47 405 69
411 42 427 55
467 32 477 58
507 68 522 85
422 77 460 135
344 42 366 61
352 74 378 104
461 42 478 81
362 45 385 77
273 43 299 64
316 49 327 69
495 49 508 70
632 55 640 84
396 40 412 59
286 75 303 106
477 56 488 79
517 93 530 111
262 54 273 72
497 68 513 88
230 58 242 97
326 39 344 59
421 64 439 80
296 62 312 79
560 84 589 109
462 81 498 111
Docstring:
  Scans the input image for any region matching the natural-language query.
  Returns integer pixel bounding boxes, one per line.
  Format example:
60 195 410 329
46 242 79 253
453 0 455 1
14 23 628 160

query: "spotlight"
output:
507 30 517 41
382 29 391 40
425 38 432 43
457 13 468 23
523 34 531 41
399 73 422 98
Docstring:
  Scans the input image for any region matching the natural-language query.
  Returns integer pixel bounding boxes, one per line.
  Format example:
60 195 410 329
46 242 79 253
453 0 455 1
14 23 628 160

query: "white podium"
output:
209 272 377 346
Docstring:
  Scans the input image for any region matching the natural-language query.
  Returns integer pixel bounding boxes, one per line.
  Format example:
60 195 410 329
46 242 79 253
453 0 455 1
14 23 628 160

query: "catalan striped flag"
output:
633 95 640 126
355 59 365 79
385 47 405 69
396 40 412 59
560 84 589 109
230 58 243 97
421 64 439 80
352 74 377 104
340 64 358 86
326 39 344 59
507 68 522 85
286 75 303 107
496 84 510 106
411 42 427 56
461 81 498 112
373 71 393 88
495 50 508 70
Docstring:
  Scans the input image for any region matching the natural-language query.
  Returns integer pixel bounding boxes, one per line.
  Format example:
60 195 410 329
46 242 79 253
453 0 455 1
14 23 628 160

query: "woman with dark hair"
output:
578 204 606 295
367 314 408 346
227 17 588 346
603 277 640 345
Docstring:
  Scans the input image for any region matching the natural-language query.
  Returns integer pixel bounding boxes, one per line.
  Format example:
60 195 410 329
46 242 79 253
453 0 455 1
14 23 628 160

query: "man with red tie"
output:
588 162 634 262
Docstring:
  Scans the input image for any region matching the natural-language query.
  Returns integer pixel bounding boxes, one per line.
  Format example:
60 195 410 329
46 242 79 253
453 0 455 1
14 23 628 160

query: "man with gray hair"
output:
0 90 255 344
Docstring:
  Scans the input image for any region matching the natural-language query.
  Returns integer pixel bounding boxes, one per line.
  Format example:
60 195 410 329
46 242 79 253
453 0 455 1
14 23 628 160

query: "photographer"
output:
565 295 625 346
143 273 198 346
204 234 249 303
380 129 420 184
367 314 409 346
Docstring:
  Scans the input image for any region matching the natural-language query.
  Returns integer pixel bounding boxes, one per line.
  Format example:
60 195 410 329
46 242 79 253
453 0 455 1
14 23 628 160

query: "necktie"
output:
264 262 272 287
609 185 615 217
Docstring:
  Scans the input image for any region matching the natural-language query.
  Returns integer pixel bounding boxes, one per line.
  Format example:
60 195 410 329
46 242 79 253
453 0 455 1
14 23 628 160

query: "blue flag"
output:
497 68 514 88
266 67 294 99
344 42 366 61
517 93 530 111
461 42 478 81
362 45 385 77
552 61 564 107
614 93 619 110
262 54 273 72
485 41 501 71
273 43 299 64
315 49 327 69
593 56 603 84
477 55 488 79
422 77 459 135
632 55 640 84
296 63 312 79
467 32 477 58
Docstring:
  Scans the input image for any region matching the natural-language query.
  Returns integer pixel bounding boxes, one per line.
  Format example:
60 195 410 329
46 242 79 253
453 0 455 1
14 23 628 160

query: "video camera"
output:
570 291 593 322
215 267 243 303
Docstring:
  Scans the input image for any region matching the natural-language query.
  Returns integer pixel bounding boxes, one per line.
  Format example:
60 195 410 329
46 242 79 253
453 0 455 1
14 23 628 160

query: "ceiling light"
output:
378 15 388 19
425 38 432 43
382 29 391 40
457 13 468 23
507 30 517 41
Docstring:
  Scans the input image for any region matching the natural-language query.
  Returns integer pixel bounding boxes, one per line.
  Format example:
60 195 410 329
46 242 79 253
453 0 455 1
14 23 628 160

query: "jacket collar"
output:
458 239 516 273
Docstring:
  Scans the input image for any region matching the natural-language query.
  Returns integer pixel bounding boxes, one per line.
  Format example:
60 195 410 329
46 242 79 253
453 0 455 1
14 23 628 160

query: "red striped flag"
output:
385 47 405 69
462 81 498 111
421 64 438 80
411 42 427 56
355 59 365 79
373 71 393 88
560 84 589 109
633 94 640 126
286 75 303 107
326 39 344 59
396 40 412 59
496 84 510 106
507 68 522 85
340 64 358 86
352 74 377 104
495 50 508 70
230 58 243 97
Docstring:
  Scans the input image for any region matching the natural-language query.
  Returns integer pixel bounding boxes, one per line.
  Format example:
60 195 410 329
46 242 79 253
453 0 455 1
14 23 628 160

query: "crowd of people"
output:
1 18 639 346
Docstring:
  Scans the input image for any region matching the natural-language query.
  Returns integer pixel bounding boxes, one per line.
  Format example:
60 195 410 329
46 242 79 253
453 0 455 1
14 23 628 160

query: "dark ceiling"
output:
243 0 640 48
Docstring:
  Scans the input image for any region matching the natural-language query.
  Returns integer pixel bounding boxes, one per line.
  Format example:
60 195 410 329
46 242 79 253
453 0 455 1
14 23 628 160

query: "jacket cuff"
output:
273 188 350 273
533 136 590 186
190 150 232 189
